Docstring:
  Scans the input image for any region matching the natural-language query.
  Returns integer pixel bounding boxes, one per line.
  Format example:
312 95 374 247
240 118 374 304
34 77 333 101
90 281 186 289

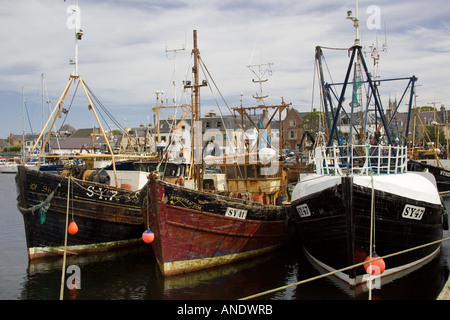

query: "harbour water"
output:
1 173 449 300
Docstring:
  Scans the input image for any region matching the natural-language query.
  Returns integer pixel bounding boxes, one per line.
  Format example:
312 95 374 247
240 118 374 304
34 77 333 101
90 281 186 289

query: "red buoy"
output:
364 253 385 275
142 229 155 243
68 221 78 235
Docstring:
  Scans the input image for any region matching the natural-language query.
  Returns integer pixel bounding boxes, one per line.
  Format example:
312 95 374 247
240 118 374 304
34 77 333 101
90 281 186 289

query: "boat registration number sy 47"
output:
402 204 426 220
296 204 311 218
225 207 248 219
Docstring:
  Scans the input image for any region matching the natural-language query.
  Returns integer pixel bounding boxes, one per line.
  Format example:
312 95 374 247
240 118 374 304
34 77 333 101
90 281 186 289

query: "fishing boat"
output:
15 5 155 260
407 114 450 193
290 5 446 287
140 30 296 277
0 161 19 173
16 165 146 259
408 159 450 194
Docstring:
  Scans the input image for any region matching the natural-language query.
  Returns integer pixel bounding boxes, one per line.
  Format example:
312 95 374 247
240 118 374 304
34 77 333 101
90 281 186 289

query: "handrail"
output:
314 144 408 176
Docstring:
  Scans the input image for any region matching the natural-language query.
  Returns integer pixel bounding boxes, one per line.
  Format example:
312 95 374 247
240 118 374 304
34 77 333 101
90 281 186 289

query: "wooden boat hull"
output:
15 165 145 259
291 172 445 286
141 174 295 276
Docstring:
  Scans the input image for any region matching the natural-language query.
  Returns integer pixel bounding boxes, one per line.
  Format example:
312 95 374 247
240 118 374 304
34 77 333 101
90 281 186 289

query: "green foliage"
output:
423 125 445 145
417 106 435 112
3 146 21 152
299 111 332 138
111 130 123 136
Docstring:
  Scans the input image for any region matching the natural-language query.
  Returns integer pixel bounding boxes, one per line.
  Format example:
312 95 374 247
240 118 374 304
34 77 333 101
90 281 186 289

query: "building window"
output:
290 130 297 139
289 120 296 127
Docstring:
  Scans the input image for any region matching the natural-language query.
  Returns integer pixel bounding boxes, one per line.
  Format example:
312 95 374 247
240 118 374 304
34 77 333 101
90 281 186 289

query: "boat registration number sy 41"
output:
402 204 426 220
225 207 248 219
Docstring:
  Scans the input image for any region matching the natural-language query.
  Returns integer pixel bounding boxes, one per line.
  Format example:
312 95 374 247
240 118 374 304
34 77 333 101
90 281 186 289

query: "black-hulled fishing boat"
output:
15 6 154 260
290 5 446 286
408 159 450 193
16 165 145 259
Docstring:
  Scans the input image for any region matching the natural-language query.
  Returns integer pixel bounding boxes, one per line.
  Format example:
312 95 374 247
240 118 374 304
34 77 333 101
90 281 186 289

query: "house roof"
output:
60 124 76 133
48 128 107 150
158 113 280 134
49 137 93 150
70 127 102 138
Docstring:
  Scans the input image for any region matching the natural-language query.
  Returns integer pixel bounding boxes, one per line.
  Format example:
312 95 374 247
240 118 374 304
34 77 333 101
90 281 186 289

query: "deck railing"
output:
314 144 408 176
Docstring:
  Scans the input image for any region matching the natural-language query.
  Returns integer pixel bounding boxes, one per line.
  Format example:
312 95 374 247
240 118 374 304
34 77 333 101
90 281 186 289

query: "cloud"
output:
0 0 449 138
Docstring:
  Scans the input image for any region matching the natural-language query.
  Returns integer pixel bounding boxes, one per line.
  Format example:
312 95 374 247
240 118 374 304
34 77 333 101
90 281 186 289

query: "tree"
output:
422 124 445 147
300 111 323 137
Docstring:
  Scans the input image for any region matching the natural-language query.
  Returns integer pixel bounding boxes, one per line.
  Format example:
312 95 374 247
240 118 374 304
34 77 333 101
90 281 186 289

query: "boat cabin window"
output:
247 165 256 178
237 165 245 179
155 163 186 177
224 165 235 179
257 164 280 178
222 163 280 179
203 179 215 190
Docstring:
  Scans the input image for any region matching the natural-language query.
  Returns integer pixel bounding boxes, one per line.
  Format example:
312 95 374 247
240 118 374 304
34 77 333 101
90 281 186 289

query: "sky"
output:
0 0 449 138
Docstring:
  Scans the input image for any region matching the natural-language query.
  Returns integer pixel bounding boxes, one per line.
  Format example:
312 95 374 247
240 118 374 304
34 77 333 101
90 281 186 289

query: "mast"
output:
192 30 200 189
69 0 83 77
22 87 25 162
189 30 207 190
320 0 415 148
22 1 132 186
41 74 44 135
165 41 186 111
233 62 290 158
346 0 360 47
248 62 272 106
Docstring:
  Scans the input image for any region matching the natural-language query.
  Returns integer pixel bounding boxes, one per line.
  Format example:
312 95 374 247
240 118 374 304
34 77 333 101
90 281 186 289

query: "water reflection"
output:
18 234 449 300
21 245 159 300
303 245 449 300
8 162 450 301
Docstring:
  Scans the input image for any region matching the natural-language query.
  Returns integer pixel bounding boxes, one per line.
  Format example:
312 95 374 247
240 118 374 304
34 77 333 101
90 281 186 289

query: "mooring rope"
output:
239 235 450 300
17 171 66 215
368 174 375 300
17 191 54 215
59 176 71 300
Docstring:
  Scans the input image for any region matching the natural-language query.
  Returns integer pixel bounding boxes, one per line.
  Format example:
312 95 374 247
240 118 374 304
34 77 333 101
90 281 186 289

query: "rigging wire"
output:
198 57 245 131
58 79 81 129
83 81 123 133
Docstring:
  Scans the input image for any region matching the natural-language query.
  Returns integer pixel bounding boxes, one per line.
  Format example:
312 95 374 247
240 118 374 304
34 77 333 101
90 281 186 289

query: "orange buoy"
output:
68 221 79 235
142 229 155 243
364 252 385 275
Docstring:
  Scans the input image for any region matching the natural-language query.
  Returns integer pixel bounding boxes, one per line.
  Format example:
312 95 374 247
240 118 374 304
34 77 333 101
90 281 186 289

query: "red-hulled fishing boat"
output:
140 30 296 276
